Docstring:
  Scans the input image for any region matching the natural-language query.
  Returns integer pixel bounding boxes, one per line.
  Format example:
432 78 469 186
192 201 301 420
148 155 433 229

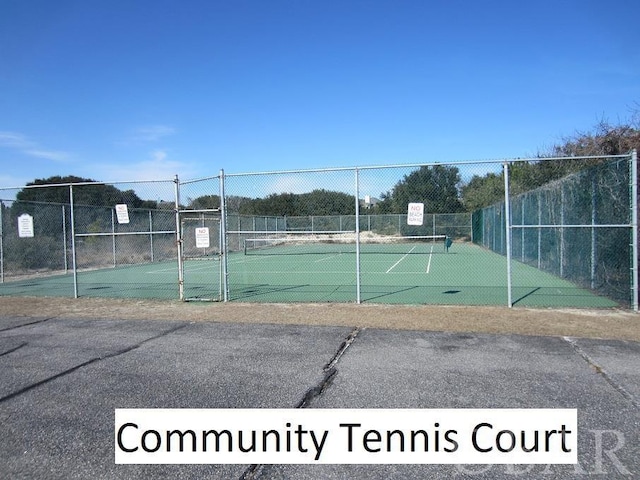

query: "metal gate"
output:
177 209 223 301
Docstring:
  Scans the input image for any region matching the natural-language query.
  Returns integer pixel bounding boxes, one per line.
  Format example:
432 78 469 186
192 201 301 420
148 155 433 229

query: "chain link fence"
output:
176 176 223 301
1 196 71 290
1 151 637 309
473 156 635 307
1 179 178 298
511 159 633 305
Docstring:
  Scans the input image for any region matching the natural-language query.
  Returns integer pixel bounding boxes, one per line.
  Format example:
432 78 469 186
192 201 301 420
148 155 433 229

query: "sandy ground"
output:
1 296 639 342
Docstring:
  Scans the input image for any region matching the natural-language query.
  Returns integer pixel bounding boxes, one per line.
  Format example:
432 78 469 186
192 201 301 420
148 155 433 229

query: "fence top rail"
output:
179 175 220 185
228 230 356 235
218 153 633 178
178 208 221 213
511 223 631 229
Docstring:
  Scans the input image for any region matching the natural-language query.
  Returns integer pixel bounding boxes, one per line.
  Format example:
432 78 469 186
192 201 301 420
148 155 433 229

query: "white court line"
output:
184 264 219 273
228 270 353 275
148 262 219 274
314 253 343 263
426 245 434 274
385 246 416 274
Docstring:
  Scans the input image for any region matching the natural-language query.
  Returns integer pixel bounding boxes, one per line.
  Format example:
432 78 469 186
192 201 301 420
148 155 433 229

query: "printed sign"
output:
115 204 130 224
407 202 424 226
195 227 210 248
115 408 578 465
17 214 34 238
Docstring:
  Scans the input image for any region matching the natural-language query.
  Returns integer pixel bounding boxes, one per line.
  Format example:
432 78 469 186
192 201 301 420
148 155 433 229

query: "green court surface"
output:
0 242 619 308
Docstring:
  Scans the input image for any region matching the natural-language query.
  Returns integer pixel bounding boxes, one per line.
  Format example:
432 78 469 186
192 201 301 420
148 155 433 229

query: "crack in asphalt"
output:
240 326 362 480
563 336 640 410
293 326 362 411
0 316 57 332
295 368 338 409
0 323 190 404
0 342 28 357
324 327 362 372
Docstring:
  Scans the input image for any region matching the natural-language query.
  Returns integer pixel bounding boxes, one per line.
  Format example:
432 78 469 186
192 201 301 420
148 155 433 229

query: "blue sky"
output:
1 0 638 189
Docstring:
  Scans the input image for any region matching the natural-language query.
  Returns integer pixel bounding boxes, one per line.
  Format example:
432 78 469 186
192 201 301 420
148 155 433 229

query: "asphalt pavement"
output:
0 315 638 479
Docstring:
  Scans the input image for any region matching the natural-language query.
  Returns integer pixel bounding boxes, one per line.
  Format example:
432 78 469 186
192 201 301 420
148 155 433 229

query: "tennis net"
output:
243 232 451 255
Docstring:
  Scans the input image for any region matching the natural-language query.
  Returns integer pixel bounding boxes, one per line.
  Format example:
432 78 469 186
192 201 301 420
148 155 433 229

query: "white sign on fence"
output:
407 202 424 226
195 227 210 248
17 214 34 238
115 204 130 224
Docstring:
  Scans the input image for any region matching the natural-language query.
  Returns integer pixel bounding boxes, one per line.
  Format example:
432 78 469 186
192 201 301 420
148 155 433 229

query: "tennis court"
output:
1 154 635 310
0 238 619 308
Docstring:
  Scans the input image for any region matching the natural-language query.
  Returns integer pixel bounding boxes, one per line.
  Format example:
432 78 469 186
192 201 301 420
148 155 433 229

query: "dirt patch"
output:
2 296 639 341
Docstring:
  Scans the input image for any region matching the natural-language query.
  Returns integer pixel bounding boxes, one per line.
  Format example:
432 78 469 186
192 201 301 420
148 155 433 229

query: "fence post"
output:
560 184 565 277
111 208 116 267
220 170 229 302
355 168 361 304
62 205 68 274
521 199 525 262
149 210 154 263
70 184 79 298
537 190 542 269
0 201 4 283
174 175 184 301
503 163 513 308
470 211 474 243
591 177 597 290
631 149 638 312
492 207 496 251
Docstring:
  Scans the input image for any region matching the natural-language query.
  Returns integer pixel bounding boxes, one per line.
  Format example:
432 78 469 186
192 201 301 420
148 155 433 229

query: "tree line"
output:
14 175 158 209
12 115 640 217
462 118 640 211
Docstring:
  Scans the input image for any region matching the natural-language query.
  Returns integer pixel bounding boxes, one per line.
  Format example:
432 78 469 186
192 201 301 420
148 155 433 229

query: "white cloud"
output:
81 151 196 202
151 149 167 162
130 125 176 142
0 131 30 148
91 150 194 183
0 173 31 194
0 131 70 162
24 149 70 161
